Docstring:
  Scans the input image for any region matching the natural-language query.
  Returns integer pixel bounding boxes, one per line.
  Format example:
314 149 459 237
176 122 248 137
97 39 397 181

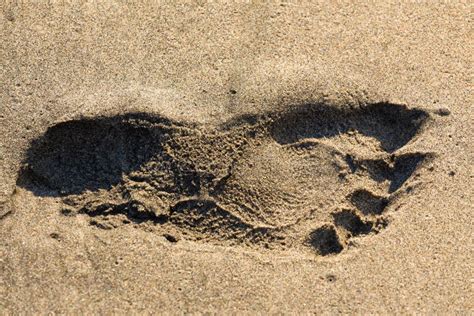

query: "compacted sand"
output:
1 2 472 314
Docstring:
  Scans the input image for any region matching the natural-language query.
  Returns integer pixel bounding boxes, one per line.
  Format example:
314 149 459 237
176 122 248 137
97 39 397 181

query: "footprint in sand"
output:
15 102 433 255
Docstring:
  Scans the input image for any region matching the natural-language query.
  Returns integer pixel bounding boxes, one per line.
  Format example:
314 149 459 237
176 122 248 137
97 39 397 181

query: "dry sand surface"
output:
0 2 472 314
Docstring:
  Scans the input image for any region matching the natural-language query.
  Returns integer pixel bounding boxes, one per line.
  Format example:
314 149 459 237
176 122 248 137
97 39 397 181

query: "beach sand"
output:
1 2 472 313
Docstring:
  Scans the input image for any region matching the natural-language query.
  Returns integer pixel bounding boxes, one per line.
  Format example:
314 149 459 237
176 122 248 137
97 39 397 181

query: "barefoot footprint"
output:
16 102 432 255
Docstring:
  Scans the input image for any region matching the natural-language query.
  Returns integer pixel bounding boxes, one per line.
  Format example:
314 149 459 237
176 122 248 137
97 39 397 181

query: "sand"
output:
1 2 472 314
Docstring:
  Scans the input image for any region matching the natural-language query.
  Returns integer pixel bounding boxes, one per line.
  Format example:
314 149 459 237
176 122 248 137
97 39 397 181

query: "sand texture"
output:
1 2 472 314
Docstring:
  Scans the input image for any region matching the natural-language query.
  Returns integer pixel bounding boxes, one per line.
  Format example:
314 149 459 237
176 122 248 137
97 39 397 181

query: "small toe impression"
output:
307 225 343 256
332 209 373 236
349 189 388 216
389 153 427 193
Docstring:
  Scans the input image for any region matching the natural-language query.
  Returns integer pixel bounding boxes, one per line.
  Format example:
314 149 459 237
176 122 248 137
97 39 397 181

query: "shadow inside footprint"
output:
270 102 428 153
17 113 177 196
307 225 343 256
389 153 427 192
